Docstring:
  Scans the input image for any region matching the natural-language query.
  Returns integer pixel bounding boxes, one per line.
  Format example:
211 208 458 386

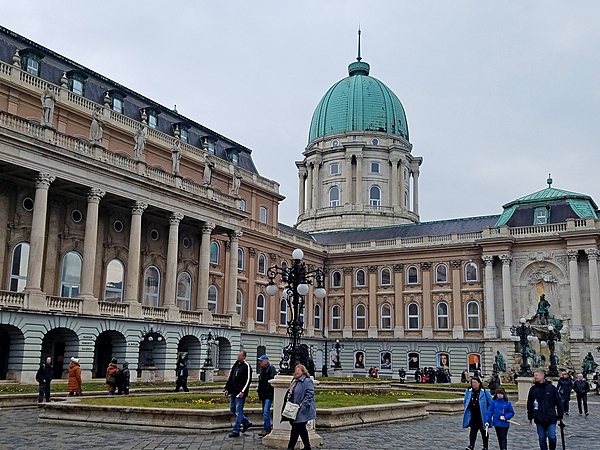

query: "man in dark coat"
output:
257 354 277 436
573 373 590 416
556 371 573 415
175 352 189 393
527 370 564 450
36 356 53 404
224 350 253 438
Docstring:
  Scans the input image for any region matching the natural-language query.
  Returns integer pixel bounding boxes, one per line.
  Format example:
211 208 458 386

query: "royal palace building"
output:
0 26 599 383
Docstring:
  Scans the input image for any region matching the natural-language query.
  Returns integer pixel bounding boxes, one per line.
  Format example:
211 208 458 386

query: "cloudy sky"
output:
2 1 599 226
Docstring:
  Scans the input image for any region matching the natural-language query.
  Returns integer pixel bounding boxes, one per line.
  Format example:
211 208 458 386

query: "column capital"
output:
169 212 184 225
586 248 600 260
131 201 148 215
499 254 513 265
567 250 579 261
482 255 494 266
87 188 106 203
355 153 363 160
298 169 307 179
202 222 215 234
368 265 378 273
35 173 56 189
420 261 432 271
450 259 462 269
229 230 243 242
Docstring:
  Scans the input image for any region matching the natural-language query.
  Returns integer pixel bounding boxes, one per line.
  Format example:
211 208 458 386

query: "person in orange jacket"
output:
106 358 120 396
67 357 82 396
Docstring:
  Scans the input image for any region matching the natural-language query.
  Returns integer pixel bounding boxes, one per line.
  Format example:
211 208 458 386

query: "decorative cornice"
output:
35 173 56 189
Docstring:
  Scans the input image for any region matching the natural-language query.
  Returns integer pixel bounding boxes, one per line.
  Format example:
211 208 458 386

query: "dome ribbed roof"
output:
308 60 409 143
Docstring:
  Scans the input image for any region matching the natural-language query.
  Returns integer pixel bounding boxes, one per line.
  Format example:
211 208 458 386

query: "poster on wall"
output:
380 351 392 370
330 353 338 368
408 352 420 371
468 353 482 373
354 351 365 369
437 353 450 370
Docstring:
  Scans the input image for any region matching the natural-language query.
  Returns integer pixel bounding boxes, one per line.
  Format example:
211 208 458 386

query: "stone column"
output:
412 169 420 215
482 255 497 338
500 254 513 338
586 249 600 338
163 212 183 308
421 262 433 339
355 155 363 205
297 169 306 215
197 222 215 322
450 260 464 339
399 159 406 209
343 267 353 338
312 161 321 209
345 155 353 205
393 264 405 338
367 266 378 338
124 201 147 305
568 250 584 339
306 163 313 210
80 188 105 298
389 156 399 207
227 230 242 325
25 173 55 294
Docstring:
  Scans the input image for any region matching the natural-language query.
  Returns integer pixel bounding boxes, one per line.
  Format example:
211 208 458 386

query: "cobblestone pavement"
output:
1 402 599 449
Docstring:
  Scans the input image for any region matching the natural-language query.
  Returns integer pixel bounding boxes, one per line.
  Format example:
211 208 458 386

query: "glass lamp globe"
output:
520 317 527 324
510 335 520 342
540 340 547 347
266 283 278 296
548 325 554 331
297 283 310 295
314 287 327 299
292 248 304 260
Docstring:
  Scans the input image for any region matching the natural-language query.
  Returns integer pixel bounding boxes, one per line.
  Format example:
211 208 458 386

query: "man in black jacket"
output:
224 350 253 438
573 373 590 416
527 370 564 450
257 354 277 436
35 356 53 404
556 371 573 415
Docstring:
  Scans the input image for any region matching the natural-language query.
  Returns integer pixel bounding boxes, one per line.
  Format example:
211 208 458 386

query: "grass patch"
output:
0 381 221 395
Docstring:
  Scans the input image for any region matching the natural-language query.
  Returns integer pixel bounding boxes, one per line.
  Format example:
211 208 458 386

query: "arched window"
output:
380 267 392 286
331 305 342 330
355 269 366 287
467 301 481 330
104 259 125 302
9 242 29 292
142 265 160 306
256 293 266 323
380 303 392 330
369 185 381 206
329 186 340 207
209 241 220 265
236 289 244 316
237 248 244 270
407 302 420 330
314 303 322 330
465 262 478 282
240 199 247 211
436 301 450 330
176 272 192 311
355 304 367 330
61 251 82 298
259 206 268 224
404 191 409 208
208 284 218 314
406 265 419 285
435 264 448 284
258 254 267 275
331 270 342 288
280 298 288 326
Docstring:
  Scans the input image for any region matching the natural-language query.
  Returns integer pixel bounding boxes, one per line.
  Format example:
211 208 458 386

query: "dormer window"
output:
147 109 159 129
111 93 125 114
204 138 216 155
226 148 240 165
20 50 42 76
179 126 189 143
535 207 549 225
67 71 86 96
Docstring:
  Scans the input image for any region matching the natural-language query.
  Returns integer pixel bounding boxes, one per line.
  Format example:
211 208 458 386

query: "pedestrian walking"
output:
398 367 406 383
556 371 573 416
573 373 590 416
257 354 277 437
485 388 515 450
463 377 493 450
527 369 564 450
118 360 130 395
224 350 253 438
175 352 190 393
283 364 316 450
106 357 119 396
67 357 82 396
35 356 53 404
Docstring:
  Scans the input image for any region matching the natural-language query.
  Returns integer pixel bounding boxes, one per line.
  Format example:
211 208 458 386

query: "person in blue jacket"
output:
485 388 515 450
463 377 493 450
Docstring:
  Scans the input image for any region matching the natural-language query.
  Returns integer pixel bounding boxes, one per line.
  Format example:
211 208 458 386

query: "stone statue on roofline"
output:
230 167 242 196
40 87 55 127
203 153 215 186
89 106 103 145
133 125 146 160
171 139 181 175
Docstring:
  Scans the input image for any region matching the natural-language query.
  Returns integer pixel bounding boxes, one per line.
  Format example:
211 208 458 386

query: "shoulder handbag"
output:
282 400 300 421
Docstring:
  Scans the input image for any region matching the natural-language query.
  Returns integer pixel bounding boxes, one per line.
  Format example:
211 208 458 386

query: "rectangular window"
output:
148 111 158 129
180 127 189 143
70 78 84 96
535 207 548 225
26 58 39 76
330 163 340 175
112 97 124 114
260 206 268 224
370 162 380 173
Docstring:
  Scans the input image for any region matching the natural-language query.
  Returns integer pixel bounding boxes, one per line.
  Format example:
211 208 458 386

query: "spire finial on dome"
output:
357 26 362 62
547 173 553 188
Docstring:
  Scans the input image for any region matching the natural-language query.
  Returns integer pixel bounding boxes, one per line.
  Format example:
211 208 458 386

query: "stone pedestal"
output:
516 377 534 406
262 375 322 449
570 326 584 340
333 368 344 378
201 366 215 382
140 367 157 383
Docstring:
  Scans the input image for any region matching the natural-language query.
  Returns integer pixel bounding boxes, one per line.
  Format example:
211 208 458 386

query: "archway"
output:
93 330 127 379
0 325 25 380
178 335 201 379
41 328 79 379
215 337 232 375
138 329 167 381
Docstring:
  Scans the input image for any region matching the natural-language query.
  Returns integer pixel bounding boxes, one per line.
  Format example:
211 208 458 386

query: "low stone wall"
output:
422 398 464 415
317 401 428 429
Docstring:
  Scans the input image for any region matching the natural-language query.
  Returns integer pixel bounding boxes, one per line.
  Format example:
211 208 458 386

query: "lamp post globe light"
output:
511 317 534 377
540 324 561 377
332 339 344 370
200 329 216 367
266 248 326 375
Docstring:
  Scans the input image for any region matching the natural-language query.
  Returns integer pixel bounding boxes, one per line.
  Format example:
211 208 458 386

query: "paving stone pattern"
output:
1 403 600 449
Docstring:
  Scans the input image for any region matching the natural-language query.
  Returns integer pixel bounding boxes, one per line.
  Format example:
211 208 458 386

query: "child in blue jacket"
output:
485 388 515 450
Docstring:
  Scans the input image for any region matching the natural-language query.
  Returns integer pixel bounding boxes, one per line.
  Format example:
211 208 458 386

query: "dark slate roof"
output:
0 26 258 174
309 215 500 245
278 223 315 241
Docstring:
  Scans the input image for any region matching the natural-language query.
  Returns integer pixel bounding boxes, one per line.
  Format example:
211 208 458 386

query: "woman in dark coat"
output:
175 352 189 393
284 364 316 450
463 377 493 450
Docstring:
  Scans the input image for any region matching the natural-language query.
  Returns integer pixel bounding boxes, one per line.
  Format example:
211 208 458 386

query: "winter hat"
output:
71 357 79 363
111 357 117 364
122 361 129 368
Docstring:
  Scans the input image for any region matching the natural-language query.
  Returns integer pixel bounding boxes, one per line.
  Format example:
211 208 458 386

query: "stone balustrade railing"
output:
212 313 232 327
141 306 168 321
0 291 26 308
180 310 203 324
98 301 129 317
46 296 84 314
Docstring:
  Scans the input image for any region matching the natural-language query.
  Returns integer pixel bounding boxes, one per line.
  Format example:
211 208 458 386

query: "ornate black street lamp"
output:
511 317 535 377
266 248 326 375
200 329 216 367
540 324 561 377
140 327 164 366
332 339 344 370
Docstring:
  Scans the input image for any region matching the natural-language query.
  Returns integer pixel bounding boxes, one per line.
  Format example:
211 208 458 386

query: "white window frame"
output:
380 267 392 286
329 186 340 207
330 163 340 175
240 199 247 211
464 262 478 282
314 303 322 330
259 206 268 224
104 258 125 302
236 289 244 316
208 284 218 314
237 248 244 271
407 302 420 330
535 207 548 225
435 263 448 284
256 293 266 324
209 241 220 265
258 254 267 275
355 304 367 330
331 270 342 288
176 271 192 311
406 265 419 285
355 269 366 287
380 303 392 330
331 304 342 330
436 301 450 330
369 185 381 206
279 298 288 326
466 301 481 330
9 242 29 292
142 265 160 307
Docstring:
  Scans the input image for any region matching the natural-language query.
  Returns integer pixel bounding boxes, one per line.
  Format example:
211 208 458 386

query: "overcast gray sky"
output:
2 1 599 226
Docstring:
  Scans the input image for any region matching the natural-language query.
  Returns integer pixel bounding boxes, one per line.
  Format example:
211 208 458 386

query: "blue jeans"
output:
262 399 272 430
230 395 250 433
536 423 557 450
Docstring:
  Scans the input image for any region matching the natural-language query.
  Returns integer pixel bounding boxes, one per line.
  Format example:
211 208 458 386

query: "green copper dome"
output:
308 59 409 143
